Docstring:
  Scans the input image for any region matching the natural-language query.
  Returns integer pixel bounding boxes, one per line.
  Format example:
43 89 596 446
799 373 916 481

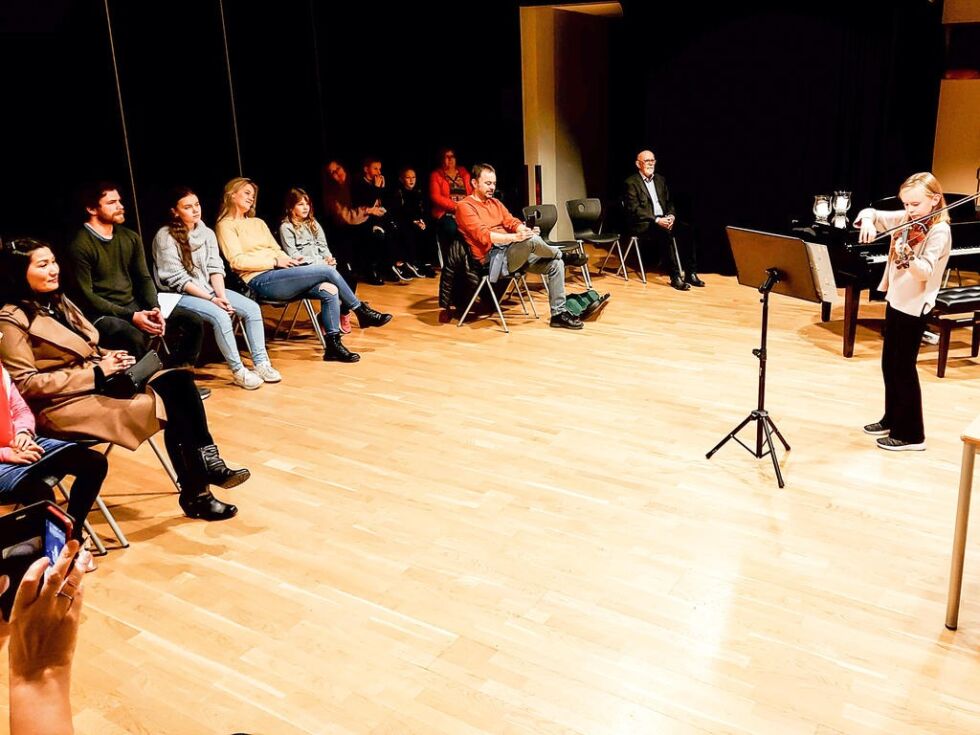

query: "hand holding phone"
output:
0 502 74 620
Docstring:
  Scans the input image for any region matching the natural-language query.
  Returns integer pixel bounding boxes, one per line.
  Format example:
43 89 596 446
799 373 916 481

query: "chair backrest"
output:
565 198 603 239
521 204 559 239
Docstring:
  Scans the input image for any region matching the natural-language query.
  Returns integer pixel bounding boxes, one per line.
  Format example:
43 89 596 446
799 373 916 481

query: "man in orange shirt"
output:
455 163 588 330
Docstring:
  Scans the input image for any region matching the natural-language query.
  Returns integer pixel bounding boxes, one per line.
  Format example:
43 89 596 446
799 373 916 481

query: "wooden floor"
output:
5 263 980 734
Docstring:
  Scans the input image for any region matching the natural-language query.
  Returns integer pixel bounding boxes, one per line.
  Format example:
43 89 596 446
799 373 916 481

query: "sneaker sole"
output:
877 441 926 451
863 427 890 436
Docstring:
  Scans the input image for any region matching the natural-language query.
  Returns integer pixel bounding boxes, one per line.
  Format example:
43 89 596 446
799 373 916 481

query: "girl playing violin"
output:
855 172 952 451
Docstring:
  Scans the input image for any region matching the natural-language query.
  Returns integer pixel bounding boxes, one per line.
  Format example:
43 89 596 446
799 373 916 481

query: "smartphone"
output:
526 213 538 229
0 501 74 619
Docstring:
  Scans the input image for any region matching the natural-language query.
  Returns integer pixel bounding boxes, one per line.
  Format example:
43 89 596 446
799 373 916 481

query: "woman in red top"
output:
428 147 472 254
0 339 106 548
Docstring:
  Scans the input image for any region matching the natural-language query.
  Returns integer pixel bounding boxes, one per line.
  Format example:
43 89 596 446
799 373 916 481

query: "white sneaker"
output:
253 362 282 383
922 331 939 345
232 367 263 390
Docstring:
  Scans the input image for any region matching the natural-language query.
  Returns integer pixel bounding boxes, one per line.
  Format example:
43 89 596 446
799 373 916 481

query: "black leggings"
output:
9 444 108 541
148 370 213 489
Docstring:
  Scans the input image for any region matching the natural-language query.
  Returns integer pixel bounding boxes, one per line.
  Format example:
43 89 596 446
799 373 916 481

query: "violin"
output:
891 220 929 270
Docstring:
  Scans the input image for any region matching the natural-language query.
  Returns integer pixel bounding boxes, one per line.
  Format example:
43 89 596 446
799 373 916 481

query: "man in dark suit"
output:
623 150 704 290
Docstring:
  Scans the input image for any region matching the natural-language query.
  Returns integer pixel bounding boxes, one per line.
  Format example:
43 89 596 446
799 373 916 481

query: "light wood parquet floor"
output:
4 262 980 734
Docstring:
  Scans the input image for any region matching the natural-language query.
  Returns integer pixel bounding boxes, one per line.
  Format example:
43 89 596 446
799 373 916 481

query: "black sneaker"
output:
549 311 584 330
392 264 413 281
863 421 890 436
876 436 926 451
562 251 589 267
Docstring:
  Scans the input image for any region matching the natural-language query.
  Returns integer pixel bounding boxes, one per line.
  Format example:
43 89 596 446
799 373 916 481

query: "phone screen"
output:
44 517 67 566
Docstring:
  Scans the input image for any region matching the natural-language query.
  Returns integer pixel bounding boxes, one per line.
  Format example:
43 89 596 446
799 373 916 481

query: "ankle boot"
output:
179 484 238 521
323 333 360 363
184 444 251 489
353 302 392 328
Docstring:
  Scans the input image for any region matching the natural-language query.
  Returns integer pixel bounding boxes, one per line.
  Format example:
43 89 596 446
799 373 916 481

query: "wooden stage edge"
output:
3 265 980 735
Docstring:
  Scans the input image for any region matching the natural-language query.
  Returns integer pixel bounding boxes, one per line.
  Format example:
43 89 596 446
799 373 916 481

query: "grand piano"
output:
790 196 980 357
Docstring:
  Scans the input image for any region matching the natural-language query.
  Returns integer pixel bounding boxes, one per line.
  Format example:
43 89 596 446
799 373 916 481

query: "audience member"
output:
429 148 472 253
455 163 588 330
0 339 106 554
323 160 383 285
0 239 245 522
152 187 281 391
623 150 704 290
388 168 435 278
280 187 358 335
351 157 400 283
66 182 209 373
215 178 391 364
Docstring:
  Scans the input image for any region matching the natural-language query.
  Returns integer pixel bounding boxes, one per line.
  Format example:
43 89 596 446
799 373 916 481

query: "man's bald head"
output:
636 150 656 177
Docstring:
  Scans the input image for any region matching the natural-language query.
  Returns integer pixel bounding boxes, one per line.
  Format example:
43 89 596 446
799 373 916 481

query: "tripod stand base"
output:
706 410 791 488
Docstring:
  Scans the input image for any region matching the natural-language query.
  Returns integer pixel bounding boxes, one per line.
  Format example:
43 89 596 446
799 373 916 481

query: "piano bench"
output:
929 286 980 377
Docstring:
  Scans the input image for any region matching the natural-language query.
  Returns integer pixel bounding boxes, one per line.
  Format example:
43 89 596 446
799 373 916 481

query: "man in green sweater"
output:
67 182 205 371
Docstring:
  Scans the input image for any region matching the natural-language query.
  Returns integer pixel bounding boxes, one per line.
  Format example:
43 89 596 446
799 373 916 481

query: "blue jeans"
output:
248 266 361 335
177 290 270 372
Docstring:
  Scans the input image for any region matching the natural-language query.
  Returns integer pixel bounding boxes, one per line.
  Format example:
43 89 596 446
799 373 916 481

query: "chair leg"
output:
458 276 488 328
485 279 509 333
632 236 647 284
598 240 614 274
270 304 290 340
512 278 530 315
578 242 592 289
56 480 108 556
669 236 683 279
284 302 303 341
303 299 327 350
937 322 952 378
94 496 129 549
519 275 539 319
236 315 253 354
148 435 180 493
972 313 980 358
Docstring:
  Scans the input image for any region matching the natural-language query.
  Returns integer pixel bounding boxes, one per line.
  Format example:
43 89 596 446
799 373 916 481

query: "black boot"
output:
184 444 251 489
179 484 238 521
353 302 392 328
323 333 360 363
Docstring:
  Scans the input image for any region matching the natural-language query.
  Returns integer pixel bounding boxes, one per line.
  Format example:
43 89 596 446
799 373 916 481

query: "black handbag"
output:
102 350 163 398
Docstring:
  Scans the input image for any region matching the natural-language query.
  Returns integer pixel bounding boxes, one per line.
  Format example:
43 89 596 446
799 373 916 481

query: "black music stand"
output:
706 227 823 488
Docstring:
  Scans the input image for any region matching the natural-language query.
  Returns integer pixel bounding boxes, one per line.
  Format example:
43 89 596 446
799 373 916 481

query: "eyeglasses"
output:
639 158 656 164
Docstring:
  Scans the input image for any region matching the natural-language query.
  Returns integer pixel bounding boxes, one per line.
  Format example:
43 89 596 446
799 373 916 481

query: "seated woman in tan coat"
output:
0 238 248 522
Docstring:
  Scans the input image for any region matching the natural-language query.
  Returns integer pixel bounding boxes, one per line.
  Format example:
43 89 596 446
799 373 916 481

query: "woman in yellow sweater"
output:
215 178 391 363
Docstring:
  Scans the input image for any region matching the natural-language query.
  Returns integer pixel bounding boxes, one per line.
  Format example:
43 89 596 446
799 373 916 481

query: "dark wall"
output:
2 1 945 275
609 1 945 272
0 0 525 246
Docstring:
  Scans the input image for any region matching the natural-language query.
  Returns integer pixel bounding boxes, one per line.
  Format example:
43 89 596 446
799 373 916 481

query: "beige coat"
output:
0 298 165 450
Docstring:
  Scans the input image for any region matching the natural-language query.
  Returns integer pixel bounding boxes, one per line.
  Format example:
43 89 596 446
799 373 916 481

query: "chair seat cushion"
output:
581 234 620 246
548 240 582 251
934 286 980 314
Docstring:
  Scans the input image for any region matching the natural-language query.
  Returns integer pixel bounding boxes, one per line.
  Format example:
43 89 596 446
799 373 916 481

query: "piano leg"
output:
821 302 832 322
843 285 862 358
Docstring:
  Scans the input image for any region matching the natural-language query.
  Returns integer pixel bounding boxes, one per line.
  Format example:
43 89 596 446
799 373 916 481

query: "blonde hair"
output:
900 172 949 225
217 177 258 222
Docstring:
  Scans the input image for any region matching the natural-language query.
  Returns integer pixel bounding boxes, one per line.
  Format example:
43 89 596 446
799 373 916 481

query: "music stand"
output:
706 227 823 488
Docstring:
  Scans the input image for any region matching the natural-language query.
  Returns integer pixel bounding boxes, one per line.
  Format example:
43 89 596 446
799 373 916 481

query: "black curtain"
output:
0 0 526 245
609 1 945 273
